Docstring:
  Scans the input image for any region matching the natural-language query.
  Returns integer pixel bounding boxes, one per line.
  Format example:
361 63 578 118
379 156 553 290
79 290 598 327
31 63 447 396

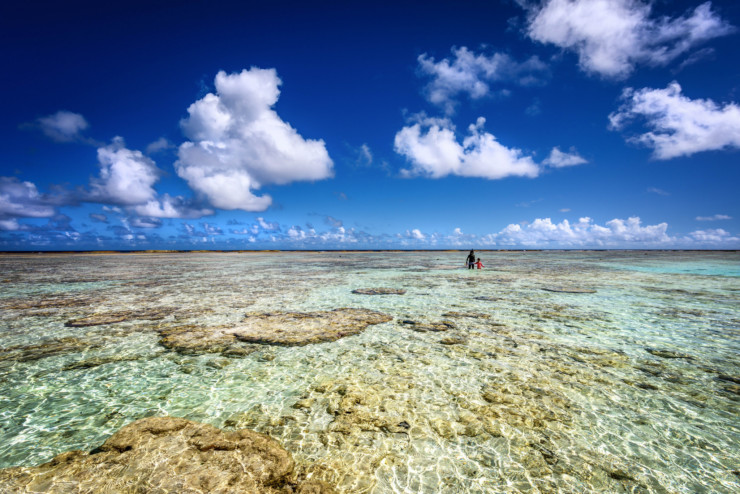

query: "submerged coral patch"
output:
352 288 406 295
0 417 335 493
158 308 392 353
65 308 175 327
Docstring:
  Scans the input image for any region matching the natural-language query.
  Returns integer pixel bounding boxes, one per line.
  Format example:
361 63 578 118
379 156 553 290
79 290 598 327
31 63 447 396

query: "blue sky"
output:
1 0 739 250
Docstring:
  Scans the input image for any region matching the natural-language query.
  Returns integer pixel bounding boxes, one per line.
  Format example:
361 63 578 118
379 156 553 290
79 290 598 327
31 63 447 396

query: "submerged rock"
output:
352 288 406 295
65 307 174 327
398 319 456 332
442 311 491 319
0 416 335 493
159 308 392 353
0 338 102 363
440 336 467 345
541 287 597 294
4 296 93 310
646 348 693 360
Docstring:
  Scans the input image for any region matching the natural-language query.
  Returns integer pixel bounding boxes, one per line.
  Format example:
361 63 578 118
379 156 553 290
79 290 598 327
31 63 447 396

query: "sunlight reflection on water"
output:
0 251 738 493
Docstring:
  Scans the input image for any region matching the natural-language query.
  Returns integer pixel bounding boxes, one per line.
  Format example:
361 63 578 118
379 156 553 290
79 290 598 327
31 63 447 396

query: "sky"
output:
1 0 739 250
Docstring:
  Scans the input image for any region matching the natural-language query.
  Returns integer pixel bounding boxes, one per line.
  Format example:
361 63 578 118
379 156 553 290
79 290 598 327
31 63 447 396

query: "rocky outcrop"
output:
159 308 392 353
0 416 335 493
351 288 406 295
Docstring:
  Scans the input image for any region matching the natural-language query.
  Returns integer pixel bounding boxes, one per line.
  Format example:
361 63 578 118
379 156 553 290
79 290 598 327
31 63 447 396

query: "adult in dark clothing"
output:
466 250 476 269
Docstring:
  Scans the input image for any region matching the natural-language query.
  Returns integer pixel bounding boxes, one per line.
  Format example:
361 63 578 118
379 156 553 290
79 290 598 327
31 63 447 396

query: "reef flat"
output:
0 251 738 493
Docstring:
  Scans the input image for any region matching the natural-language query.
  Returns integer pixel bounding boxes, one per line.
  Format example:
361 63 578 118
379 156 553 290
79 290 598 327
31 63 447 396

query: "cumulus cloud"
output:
543 147 587 167
407 228 426 240
256 217 280 231
418 47 549 113
394 116 540 179
524 0 733 78
88 137 162 205
495 216 672 246
35 111 89 142
696 214 731 221
132 194 214 219
0 177 57 229
609 82 740 159
686 228 738 244
176 68 334 211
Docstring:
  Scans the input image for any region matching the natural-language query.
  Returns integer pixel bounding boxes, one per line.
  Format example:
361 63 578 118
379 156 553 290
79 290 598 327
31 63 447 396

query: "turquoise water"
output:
0 251 738 492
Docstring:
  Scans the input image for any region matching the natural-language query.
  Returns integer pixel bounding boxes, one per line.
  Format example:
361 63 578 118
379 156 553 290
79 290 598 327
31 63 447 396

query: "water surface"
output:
0 251 738 493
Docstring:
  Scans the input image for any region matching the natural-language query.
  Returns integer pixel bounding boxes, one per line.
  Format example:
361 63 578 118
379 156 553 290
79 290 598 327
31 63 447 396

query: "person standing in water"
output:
466 250 476 269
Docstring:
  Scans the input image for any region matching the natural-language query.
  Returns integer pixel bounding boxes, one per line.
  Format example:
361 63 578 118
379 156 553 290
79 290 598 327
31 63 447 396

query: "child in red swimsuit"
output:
475 258 484 269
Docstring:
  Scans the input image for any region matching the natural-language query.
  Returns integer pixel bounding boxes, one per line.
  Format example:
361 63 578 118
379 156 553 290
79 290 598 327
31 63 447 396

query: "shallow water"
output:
0 251 738 493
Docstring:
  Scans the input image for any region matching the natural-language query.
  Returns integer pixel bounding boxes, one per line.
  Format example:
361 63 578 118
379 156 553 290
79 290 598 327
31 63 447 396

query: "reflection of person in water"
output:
466 250 476 269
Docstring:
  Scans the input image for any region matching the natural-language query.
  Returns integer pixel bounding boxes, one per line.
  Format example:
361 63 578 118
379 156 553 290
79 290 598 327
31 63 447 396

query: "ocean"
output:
0 251 738 492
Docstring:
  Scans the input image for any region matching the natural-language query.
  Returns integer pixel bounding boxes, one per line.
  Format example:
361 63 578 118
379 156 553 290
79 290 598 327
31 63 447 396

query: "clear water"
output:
0 251 738 493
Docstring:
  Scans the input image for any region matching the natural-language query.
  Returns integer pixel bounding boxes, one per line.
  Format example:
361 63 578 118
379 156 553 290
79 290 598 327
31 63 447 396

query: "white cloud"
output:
129 217 163 228
133 194 214 219
418 47 548 113
36 111 89 142
647 187 670 196
145 137 174 154
0 218 20 230
687 228 738 244
176 68 334 211
0 177 57 222
696 214 731 221
89 137 162 205
543 147 587 167
394 116 540 179
408 228 426 240
559 208 571 213
495 216 672 247
89 213 108 223
256 217 279 231
524 0 733 78
609 82 740 159
356 144 373 166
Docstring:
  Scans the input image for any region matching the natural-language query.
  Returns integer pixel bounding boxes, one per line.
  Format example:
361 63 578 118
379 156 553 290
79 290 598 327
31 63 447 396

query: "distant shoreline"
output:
0 249 738 255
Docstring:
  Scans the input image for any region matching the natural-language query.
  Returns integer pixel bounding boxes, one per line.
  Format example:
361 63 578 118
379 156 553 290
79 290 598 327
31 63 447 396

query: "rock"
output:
442 311 490 319
159 308 392 353
351 288 406 295
646 348 693 360
716 374 740 385
440 336 467 345
541 287 596 294
61 355 142 371
5 296 93 310
398 320 456 332
232 309 392 346
0 417 336 494
65 307 175 327
0 337 102 363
